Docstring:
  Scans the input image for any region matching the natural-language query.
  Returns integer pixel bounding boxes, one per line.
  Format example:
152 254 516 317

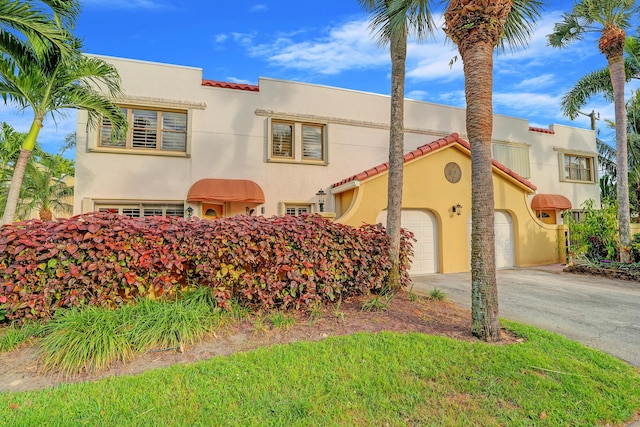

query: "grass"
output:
429 288 447 301
0 320 43 352
2 288 248 375
0 320 639 426
361 290 394 312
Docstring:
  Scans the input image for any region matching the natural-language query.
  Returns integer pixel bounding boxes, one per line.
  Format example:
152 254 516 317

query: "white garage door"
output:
494 211 515 268
377 209 438 274
467 211 515 269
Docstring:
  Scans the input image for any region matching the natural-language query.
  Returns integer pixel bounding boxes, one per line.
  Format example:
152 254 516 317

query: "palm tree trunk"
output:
385 27 407 291
463 41 501 342
1 118 41 225
609 55 631 260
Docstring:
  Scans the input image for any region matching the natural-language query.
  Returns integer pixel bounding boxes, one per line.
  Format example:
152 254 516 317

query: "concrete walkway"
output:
410 265 640 368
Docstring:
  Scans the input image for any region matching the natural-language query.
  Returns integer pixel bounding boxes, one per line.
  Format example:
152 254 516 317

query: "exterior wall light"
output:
316 189 326 212
452 203 462 216
186 206 194 218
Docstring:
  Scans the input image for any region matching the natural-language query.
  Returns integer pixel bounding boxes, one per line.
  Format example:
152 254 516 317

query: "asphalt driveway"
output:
410 266 640 367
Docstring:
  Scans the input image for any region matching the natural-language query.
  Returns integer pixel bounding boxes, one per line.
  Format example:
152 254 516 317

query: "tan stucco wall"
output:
75 56 599 221
335 145 565 273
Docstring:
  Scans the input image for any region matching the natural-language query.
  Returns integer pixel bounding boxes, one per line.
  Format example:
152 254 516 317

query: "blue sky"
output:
2 0 638 155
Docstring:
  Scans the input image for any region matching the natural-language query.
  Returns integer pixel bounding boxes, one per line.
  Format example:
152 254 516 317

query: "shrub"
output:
0 213 413 322
631 233 640 261
565 199 619 262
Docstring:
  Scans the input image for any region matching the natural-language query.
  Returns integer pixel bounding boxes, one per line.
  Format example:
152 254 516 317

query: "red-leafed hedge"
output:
0 212 413 322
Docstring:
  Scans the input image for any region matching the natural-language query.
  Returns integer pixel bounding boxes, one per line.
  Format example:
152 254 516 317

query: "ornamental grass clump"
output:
35 293 227 374
124 296 216 353
39 306 132 374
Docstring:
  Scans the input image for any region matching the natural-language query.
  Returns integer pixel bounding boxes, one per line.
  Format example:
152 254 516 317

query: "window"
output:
272 122 293 158
97 203 185 218
285 206 309 216
99 107 187 152
269 119 327 164
280 203 313 216
565 210 585 222
492 143 530 178
302 124 323 160
563 154 593 182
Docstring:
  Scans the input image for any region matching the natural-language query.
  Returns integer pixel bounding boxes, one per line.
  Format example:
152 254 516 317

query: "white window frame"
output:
267 118 328 165
278 201 315 216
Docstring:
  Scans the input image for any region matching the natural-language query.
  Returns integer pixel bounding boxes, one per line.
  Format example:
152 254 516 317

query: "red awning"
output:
187 179 265 204
531 194 572 211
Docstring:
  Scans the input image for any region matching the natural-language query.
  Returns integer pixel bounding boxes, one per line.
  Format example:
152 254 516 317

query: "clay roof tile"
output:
331 132 536 191
201 79 259 92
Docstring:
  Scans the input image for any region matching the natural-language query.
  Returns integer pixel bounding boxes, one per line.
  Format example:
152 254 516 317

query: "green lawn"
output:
1 320 639 427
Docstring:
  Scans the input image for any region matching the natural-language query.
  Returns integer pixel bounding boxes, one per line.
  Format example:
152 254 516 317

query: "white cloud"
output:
225 77 253 84
434 90 466 108
249 4 268 13
493 92 563 119
406 90 428 100
232 32 257 47
82 0 168 9
247 20 387 75
512 74 555 90
405 38 462 83
213 34 228 44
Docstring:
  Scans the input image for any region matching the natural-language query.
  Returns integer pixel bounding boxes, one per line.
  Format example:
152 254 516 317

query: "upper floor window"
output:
492 143 530 178
563 154 594 182
269 119 327 164
99 107 187 152
272 122 293 158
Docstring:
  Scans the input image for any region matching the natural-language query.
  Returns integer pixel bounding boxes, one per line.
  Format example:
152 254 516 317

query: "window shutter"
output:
272 123 293 158
99 115 125 147
302 125 323 160
492 143 530 178
132 109 158 149
162 112 187 151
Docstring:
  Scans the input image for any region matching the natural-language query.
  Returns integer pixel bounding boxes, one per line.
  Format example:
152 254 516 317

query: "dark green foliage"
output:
565 199 619 262
630 233 640 261
0 212 413 322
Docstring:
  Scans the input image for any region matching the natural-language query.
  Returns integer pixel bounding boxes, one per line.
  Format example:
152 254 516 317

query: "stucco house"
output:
74 55 600 273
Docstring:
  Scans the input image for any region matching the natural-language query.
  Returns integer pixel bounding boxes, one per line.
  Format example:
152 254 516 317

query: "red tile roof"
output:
201 79 259 92
332 133 537 191
529 126 554 134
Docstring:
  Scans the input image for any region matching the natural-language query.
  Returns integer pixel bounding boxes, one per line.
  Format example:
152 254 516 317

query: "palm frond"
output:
548 13 587 48
358 0 435 47
561 68 615 119
497 0 543 54
0 0 77 56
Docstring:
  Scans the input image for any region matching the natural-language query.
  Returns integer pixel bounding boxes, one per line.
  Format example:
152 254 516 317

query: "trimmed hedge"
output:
0 213 413 322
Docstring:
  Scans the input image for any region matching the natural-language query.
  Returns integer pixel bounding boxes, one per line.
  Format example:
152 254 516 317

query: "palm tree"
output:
549 0 637 261
358 0 435 291
0 0 79 57
21 163 73 221
0 38 128 224
443 0 542 341
560 37 640 119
